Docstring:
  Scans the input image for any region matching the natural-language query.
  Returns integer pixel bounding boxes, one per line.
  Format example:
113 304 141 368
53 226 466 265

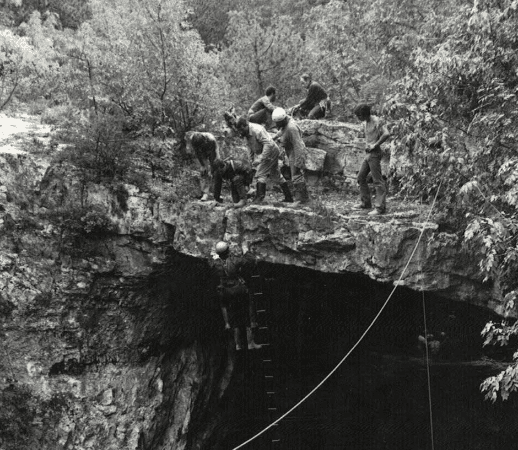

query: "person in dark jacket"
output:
292 73 329 120
248 85 277 127
212 158 253 208
187 131 219 201
210 241 261 351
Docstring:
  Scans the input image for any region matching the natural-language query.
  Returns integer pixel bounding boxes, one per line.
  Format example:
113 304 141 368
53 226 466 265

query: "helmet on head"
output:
215 241 229 255
272 107 287 123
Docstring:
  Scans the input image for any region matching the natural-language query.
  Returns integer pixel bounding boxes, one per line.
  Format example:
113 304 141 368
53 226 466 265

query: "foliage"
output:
375 0 518 401
58 112 135 183
0 12 58 110
221 10 304 110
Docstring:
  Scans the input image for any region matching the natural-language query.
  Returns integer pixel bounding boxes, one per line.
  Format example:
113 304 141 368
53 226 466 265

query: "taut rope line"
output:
232 179 444 450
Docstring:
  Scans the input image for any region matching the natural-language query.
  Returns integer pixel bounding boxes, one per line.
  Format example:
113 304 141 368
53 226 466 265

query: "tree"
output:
221 10 304 111
0 12 58 110
377 0 518 401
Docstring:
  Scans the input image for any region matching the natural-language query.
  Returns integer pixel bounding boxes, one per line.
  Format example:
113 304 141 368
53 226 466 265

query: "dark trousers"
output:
248 108 270 125
357 149 386 211
230 175 247 202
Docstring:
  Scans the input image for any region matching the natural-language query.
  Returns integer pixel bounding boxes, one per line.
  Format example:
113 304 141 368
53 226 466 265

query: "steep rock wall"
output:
0 115 503 450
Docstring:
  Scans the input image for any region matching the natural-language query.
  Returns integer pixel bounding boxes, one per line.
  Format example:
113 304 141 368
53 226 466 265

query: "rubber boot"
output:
294 182 310 204
280 182 293 203
234 328 243 351
252 182 266 204
247 327 262 350
200 193 209 201
234 199 247 208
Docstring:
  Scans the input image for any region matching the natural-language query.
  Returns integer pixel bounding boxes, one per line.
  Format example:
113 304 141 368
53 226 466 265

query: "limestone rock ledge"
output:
163 201 495 311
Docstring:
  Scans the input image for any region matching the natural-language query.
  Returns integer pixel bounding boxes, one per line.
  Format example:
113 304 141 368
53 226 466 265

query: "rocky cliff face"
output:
0 115 503 450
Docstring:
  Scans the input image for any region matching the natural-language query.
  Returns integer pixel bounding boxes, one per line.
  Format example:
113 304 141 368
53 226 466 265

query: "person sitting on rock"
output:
248 85 277 128
186 131 219 201
271 107 311 204
212 158 253 208
235 116 293 204
211 241 261 351
292 73 330 120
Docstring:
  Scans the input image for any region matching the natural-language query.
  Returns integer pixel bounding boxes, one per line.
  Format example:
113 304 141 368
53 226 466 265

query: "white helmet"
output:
272 107 287 122
215 241 229 255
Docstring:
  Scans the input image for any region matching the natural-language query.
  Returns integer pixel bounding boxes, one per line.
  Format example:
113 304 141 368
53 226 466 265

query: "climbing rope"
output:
422 290 436 450
231 179 444 450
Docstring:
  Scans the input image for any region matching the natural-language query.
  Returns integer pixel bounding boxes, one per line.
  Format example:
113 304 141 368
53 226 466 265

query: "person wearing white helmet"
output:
211 241 261 351
272 107 311 204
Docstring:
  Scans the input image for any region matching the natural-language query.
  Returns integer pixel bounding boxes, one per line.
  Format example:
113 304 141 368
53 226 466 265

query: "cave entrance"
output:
210 261 518 450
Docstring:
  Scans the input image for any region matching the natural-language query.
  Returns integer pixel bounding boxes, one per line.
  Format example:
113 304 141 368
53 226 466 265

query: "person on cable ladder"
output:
210 241 262 351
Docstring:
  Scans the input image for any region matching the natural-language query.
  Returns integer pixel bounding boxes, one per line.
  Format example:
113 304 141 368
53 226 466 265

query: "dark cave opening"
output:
202 262 518 450
148 253 518 450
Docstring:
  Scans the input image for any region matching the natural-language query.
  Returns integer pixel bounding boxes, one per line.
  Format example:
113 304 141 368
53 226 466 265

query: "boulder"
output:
298 119 390 178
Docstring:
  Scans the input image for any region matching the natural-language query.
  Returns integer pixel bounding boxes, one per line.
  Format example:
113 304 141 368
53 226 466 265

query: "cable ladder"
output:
250 274 281 449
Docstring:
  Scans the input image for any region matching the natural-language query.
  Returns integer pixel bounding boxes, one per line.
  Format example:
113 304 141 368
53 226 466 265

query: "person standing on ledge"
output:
292 73 329 120
211 241 261 351
235 116 293 204
187 131 219 201
353 104 390 216
271 107 310 204
248 85 277 128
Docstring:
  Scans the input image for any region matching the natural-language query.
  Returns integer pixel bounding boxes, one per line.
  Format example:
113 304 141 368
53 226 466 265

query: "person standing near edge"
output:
187 131 219 201
271 107 310 204
353 104 390 215
235 116 293 204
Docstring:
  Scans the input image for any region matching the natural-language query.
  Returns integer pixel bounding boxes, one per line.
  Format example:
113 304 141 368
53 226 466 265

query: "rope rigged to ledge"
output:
232 180 444 450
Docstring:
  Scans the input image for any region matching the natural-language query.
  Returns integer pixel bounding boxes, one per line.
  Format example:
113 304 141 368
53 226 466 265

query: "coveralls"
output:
245 123 286 186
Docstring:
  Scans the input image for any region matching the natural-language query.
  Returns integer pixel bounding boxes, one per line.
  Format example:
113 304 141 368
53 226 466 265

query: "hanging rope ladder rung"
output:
249 273 281 449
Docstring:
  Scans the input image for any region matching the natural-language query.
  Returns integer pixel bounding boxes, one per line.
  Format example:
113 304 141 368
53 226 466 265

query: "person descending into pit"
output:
272 107 311 204
292 73 330 120
235 116 293 204
353 103 390 215
187 131 219 201
212 158 253 208
211 241 261 351
248 85 277 128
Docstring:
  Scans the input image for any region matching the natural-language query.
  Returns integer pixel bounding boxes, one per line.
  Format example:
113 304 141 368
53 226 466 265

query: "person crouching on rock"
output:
272 107 311 204
212 158 253 208
186 131 219 201
235 116 293 205
211 241 261 351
